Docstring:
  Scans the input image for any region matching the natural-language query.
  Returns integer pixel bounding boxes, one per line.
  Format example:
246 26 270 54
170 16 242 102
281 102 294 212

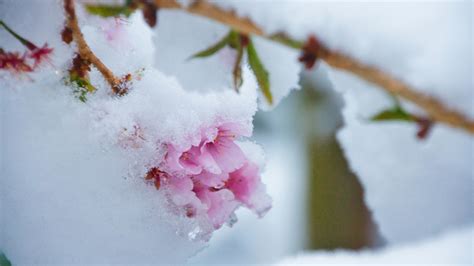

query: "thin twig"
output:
64 0 121 94
155 0 474 134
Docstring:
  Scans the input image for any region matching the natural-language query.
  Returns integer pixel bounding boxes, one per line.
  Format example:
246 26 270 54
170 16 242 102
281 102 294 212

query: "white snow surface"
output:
277 225 473 265
329 65 473 244
215 0 474 244
215 0 473 118
154 10 301 110
1 0 263 264
1 0 473 263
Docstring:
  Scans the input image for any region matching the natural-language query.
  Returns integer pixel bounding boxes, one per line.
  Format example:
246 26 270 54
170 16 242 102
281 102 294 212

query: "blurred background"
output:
189 66 384 264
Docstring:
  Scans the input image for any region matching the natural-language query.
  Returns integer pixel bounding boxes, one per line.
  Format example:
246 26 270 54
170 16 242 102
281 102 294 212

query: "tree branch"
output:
64 0 121 94
155 0 474 134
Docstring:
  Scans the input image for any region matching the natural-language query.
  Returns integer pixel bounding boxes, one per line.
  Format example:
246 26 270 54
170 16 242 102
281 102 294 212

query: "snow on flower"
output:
145 121 272 231
100 18 131 49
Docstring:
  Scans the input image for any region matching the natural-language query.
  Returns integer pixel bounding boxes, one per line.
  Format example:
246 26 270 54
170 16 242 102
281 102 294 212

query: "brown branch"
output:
155 0 474 134
64 0 121 94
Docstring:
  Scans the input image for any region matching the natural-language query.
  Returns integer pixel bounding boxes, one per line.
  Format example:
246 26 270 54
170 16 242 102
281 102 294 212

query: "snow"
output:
1 0 265 264
277 225 473 265
328 64 473 244
215 0 473 118
154 9 301 110
1 0 473 264
215 0 474 245
190 107 309 264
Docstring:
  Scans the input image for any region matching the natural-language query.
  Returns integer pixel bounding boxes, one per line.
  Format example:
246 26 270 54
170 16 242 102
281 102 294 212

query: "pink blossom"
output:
227 162 272 217
165 175 206 217
28 43 53 67
194 186 239 229
101 18 130 48
226 162 259 205
165 123 247 175
0 49 33 74
0 20 53 71
193 171 228 188
145 121 271 233
165 145 203 175
199 123 247 174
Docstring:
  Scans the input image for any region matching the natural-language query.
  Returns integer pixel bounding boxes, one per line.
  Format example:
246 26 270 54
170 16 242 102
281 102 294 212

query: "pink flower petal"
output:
166 176 206 216
194 171 229 188
164 144 183 172
165 144 202 175
206 136 246 173
227 162 258 204
178 146 202 175
227 162 272 217
28 43 53 67
198 144 222 174
195 188 239 229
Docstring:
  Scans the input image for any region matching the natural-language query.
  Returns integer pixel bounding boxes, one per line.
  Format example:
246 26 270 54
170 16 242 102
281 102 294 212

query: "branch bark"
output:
64 0 121 94
155 0 474 134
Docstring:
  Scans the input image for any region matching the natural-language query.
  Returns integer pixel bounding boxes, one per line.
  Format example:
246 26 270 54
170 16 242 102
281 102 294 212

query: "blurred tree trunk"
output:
300 70 383 250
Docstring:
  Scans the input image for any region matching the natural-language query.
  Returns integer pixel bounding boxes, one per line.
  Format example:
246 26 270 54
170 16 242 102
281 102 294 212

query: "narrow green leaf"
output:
269 32 304 49
371 107 414 122
85 4 134 18
232 44 244 91
0 253 11 266
247 39 272 104
227 30 241 49
0 20 36 49
189 33 230 59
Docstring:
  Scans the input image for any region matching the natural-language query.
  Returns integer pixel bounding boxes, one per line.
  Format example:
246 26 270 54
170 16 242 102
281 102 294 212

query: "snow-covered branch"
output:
64 0 126 95
155 0 474 134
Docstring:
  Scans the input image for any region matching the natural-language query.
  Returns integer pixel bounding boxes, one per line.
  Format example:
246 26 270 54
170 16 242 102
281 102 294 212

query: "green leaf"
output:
189 32 230 59
247 39 273 104
85 4 134 18
0 253 11 266
227 30 241 49
371 107 414 122
269 32 304 49
232 44 244 91
0 20 36 49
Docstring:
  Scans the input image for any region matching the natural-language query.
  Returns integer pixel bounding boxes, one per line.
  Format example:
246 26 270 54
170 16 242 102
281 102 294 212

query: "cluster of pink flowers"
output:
146 122 272 229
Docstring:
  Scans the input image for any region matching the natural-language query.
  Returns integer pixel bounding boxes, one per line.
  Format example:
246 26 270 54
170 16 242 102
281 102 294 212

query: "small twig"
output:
64 0 121 94
155 0 474 134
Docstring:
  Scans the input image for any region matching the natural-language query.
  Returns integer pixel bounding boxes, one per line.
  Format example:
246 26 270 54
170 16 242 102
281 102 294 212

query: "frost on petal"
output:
227 162 272 217
165 145 202 175
204 135 246 173
197 145 222 174
166 176 204 214
195 187 239 229
193 171 229 188
164 144 184 172
218 122 252 138
247 184 273 218
178 146 203 175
